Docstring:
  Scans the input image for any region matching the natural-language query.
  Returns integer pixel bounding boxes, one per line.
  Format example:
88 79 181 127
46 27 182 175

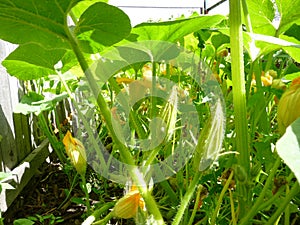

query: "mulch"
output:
4 157 87 225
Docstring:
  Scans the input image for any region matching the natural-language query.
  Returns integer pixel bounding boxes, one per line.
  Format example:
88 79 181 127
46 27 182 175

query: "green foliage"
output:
276 0 300 33
246 0 276 35
75 2 131 53
14 92 68 115
128 15 226 42
0 0 131 80
14 214 64 225
13 218 35 225
1 0 300 224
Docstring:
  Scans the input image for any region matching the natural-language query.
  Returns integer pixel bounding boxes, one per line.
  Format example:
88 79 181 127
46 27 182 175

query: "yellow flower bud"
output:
113 185 144 219
261 74 273 86
63 131 87 176
277 78 300 134
266 69 277 78
271 79 286 91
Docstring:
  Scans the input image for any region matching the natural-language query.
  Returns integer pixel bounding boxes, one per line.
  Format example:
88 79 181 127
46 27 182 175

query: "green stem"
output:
172 172 202 225
211 170 234 225
38 113 66 163
264 26 280 71
108 77 147 140
229 0 250 217
57 72 108 171
257 186 285 211
58 173 79 209
266 182 300 225
92 212 114 225
81 175 91 214
159 179 179 205
229 189 237 225
241 0 253 33
239 156 281 225
151 62 158 118
284 185 290 225
82 202 115 225
64 26 164 223
187 185 203 225
0 211 4 225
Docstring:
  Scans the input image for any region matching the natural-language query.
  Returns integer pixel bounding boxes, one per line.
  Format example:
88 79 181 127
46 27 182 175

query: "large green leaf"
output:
2 44 65 80
254 33 300 52
281 35 300 62
241 32 300 61
0 0 80 80
71 0 108 19
0 0 81 49
128 15 226 42
276 0 300 34
75 2 131 53
276 118 300 184
283 72 300 81
246 0 276 35
284 23 300 41
14 92 69 115
0 1 131 79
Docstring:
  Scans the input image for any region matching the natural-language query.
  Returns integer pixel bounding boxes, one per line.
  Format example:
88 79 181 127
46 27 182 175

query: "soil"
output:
4 155 90 225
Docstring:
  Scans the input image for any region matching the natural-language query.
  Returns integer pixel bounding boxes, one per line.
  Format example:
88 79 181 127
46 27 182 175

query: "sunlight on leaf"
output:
246 0 276 35
2 44 65 80
75 2 131 52
71 0 108 19
0 0 80 48
129 15 226 43
276 0 300 34
276 118 300 184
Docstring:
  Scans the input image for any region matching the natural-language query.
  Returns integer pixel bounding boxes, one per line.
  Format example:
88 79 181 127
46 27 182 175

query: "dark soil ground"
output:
4 157 86 225
3 151 132 225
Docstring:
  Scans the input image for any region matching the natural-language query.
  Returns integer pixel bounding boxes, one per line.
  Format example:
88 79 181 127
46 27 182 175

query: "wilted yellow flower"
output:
116 77 134 84
113 185 145 219
261 74 273 86
63 131 87 176
277 77 300 134
251 70 276 91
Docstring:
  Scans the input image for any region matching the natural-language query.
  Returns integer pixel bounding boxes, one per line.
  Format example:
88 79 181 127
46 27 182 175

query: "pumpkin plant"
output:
1 0 300 224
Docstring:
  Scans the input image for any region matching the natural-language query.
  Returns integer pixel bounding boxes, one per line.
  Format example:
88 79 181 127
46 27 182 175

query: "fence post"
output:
0 40 18 172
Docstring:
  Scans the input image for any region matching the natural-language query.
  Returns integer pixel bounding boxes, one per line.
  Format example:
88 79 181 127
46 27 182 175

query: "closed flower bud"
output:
277 78 300 134
271 79 286 91
63 131 87 176
266 69 277 78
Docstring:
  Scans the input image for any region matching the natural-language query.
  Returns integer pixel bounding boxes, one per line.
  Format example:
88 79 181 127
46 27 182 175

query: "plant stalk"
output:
229 189 237 225
229 0 251 218
187 185 203 225
211 170 234 225
81 175 91 214
172 172 202 225
266 182 300 225
284 185 290 225
64 25 164 223
82 202 115 225
240 156 281 224
38 113 66 163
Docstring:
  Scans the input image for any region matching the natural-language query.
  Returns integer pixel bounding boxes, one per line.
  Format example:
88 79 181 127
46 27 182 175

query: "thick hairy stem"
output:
229 0 251 218
172 172 202 225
